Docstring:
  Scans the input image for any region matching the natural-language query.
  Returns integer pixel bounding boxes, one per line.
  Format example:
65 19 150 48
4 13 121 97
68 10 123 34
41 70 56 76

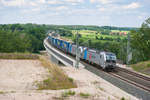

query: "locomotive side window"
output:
100 55 102 58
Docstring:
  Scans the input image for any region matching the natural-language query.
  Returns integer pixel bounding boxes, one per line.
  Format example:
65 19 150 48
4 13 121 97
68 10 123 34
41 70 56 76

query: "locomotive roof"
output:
88 49 100 53
51 36 73 43
105 52 116 55
49 36 116 56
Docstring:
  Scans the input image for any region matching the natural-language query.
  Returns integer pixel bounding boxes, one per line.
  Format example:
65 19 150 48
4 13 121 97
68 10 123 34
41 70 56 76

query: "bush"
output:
62 90 76 97
121 97 125 100
79 92 90 98
68 77 74 83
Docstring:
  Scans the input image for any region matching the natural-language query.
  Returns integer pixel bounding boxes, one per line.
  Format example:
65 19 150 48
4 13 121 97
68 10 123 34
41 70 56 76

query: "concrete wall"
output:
50 54 59 64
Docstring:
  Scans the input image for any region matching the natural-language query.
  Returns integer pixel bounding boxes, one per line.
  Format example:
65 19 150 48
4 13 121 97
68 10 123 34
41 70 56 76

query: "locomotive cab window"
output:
106 53 116 61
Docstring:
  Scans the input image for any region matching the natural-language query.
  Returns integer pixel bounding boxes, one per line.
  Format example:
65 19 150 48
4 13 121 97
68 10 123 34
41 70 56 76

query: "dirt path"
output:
0 60 48 91
0 60 139 100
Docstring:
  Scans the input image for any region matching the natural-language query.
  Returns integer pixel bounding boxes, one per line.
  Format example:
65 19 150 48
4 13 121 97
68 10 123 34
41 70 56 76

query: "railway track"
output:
80 59 150 92
45 40 150 93
109 67 150 92
116 67 150 81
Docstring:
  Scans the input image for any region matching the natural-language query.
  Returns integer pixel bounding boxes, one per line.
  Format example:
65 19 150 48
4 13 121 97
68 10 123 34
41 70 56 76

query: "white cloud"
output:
0 0 85 8
96 4 120 13
0 0 42 7
123 2 140 9
90 0 114 4
31 8 41 12
98 7 105 11
55 6 68 11
1 0 26 7
64 0 84 3
38 0 46 4
96 2 141 14
47 0 63 4
29 2 38 6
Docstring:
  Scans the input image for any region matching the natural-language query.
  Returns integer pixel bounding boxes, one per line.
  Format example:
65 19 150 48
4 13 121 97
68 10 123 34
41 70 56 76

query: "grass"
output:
52 97 65 100
52 90 75 100
92 81 99 84
130 60 150 76
72 30 97 35
111 30 129 33
68 77 74 83
0 53 39 59
99 87 105 92
79 92 90 98
61 90 76 97
120 97 126 100
37 56 77 90
10 91 16 93
72 30 126 40
0 91 5 94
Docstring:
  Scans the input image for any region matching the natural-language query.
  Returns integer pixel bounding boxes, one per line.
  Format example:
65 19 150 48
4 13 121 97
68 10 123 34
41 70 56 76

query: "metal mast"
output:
75 29 80 69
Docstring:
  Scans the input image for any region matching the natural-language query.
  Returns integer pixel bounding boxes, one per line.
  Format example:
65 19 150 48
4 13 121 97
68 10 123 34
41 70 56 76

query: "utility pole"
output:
126 33 132 65
75 29 80 69
88 39 91 48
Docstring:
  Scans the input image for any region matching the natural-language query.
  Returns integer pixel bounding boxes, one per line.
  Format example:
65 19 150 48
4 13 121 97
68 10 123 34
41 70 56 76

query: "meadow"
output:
71 30 127 42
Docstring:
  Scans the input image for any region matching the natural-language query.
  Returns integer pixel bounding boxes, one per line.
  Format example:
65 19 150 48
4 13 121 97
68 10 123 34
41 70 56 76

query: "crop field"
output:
111 30 129 33
71 30 127 40
72 30 97 35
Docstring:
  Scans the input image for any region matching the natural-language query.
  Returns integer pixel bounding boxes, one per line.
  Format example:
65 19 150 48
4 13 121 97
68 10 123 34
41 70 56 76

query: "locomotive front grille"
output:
106 60 116 63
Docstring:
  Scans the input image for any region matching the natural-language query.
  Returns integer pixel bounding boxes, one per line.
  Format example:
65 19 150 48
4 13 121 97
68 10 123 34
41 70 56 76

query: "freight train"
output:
47 36 117 70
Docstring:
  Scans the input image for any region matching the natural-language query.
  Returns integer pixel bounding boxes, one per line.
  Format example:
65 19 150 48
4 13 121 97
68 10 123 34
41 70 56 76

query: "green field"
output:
111 30 129 33
72 30 129 34
71 30 127 40
72 30 97 35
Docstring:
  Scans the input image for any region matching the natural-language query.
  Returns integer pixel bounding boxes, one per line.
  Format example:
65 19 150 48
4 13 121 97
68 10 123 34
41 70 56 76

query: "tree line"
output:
130 18 150 63
0 24 72 53
0 18 149 64
48 25 136 31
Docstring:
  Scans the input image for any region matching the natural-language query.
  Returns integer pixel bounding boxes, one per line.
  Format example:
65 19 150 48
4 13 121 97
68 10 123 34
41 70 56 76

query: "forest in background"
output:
0 24 132 53
0 18 149 64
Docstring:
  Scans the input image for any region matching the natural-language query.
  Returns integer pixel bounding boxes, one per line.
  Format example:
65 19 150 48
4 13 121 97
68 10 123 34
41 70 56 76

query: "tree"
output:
95 36 98 40
99 36 103 40
130 18 150 62
0 30 31 53
116 37 121 42
101 29 111 35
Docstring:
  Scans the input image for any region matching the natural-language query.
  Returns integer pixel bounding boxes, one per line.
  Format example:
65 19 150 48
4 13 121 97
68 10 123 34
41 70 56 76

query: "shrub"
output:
79 92 90 98
61 90 75 97
121 97 125 100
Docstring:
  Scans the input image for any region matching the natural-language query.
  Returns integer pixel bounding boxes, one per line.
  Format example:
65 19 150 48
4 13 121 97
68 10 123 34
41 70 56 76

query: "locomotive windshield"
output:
106 54 116 61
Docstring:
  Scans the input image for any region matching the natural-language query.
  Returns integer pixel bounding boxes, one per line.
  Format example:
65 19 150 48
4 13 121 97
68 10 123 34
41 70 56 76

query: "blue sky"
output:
0 0 149 27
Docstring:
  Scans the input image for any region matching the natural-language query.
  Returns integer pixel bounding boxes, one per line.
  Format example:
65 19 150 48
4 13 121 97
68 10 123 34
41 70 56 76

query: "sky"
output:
0 0 150 27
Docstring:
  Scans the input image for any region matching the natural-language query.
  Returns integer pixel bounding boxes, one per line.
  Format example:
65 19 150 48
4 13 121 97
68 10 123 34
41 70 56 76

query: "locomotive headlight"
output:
104 61 106 65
